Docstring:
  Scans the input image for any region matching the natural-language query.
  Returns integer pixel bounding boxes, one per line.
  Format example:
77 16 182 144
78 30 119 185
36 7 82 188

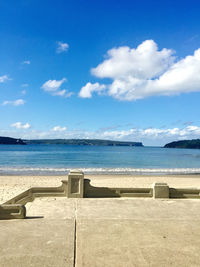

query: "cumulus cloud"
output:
41 78 73 97
56 41 69 53
0 75 10 83
41 78 66 92
81 40 200 100
11 122 31 129
2 99 25 106
51 126 67 132
79 82 106 98
92 40 174 79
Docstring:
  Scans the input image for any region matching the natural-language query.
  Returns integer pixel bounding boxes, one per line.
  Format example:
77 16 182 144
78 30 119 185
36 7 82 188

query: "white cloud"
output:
41 78 66 92
52 126 67 132
0 75 10 83
81 40 200 100
56 41 69 53
92 40 174 80
79 82 106 98
51 89 67 96
2 99 25 106
52 89 73 98
100 125 200 144
22 60 31 65
41 78 73 98
11 122 31 129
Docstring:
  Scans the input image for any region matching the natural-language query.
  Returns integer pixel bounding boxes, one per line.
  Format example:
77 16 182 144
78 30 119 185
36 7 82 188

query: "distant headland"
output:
24 139 143 146
0 136 143 147
164 139 200 149
0 136 26 145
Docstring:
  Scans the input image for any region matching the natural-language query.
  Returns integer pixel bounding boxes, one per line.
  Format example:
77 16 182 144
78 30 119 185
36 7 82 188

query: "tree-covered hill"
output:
164 139 200 149
24 139 143 146
0 136 26 145
0 136 143 146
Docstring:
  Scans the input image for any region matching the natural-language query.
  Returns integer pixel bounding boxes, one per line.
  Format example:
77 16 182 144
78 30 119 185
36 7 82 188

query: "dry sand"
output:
1 174 200 203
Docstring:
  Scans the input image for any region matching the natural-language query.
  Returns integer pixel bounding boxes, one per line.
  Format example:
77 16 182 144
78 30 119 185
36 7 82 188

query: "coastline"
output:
1 167 200 176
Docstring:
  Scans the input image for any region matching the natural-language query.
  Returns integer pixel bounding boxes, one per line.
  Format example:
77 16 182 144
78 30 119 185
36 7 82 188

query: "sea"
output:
0 144 200 175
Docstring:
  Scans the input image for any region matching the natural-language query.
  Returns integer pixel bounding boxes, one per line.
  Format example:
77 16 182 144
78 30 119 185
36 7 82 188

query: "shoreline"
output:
1 167 200 176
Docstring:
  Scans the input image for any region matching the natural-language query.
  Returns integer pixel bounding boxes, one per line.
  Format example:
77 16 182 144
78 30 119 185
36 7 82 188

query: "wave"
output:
1 167 200 175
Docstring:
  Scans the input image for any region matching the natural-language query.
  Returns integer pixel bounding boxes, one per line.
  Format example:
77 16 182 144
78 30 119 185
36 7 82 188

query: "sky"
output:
1 0 200 146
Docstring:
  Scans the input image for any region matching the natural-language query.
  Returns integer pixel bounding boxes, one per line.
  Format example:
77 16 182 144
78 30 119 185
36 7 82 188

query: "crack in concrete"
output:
73 200 77 267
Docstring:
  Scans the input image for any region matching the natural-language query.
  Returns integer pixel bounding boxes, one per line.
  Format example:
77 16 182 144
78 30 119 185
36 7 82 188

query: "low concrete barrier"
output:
4 180 68 205
67 170 84 198
68 171 200 199
1 180 68 219
169 188 200 198
153 183 169 199
0 204 26 219
84 179 153 198
1 170 200 220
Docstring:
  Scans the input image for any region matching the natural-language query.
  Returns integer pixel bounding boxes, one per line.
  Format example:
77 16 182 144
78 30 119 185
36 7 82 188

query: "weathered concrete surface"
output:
68 170 84 198
1 197 200 267
0 204 26 219
0 198 75 267
76 198 200 267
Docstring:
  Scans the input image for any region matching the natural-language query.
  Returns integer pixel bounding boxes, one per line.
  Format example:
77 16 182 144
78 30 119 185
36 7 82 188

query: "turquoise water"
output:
0 144 200 175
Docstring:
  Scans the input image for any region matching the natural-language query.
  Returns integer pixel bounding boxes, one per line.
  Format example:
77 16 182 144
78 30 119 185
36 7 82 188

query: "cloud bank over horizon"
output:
79 40 200 100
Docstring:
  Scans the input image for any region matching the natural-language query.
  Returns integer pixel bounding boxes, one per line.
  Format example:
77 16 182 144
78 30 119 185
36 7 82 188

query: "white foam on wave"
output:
1 167 200 175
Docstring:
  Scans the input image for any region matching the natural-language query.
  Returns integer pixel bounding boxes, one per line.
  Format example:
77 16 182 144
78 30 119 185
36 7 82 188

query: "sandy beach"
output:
1 173 200 204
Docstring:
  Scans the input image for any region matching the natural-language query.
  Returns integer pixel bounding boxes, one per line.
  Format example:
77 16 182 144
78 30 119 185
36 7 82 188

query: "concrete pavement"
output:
0 199 75 267
1 198 200 266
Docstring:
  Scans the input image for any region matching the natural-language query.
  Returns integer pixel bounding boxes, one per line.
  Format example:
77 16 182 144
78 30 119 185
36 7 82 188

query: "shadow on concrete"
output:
25 216 44 220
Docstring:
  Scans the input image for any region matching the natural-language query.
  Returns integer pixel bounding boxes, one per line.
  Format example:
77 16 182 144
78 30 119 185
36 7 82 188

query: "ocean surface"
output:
0 144 200 175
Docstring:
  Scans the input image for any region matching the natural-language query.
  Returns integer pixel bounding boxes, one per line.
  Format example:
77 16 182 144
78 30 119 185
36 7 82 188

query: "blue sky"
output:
1 0 200 146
